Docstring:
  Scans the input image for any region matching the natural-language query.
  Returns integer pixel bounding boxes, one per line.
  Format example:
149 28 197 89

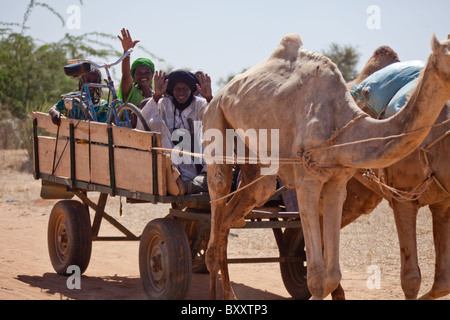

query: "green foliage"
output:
216 68 248 89
322 43 361 82
0 0 115 154
21 1 66 33
0 0 115 120
0 33 78 119
0 0 162 156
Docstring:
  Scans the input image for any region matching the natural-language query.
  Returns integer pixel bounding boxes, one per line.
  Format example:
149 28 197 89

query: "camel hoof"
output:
331 285 346 300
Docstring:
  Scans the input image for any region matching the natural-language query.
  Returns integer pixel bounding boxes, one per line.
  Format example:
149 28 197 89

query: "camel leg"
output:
419 203 450 300
217 229 234 300
321 173 353 297
222 166 276 298
392 200 421 299
341 177 383 228
215 165 276 300
205 163 233 300
294 170 326 299
332 177 383 300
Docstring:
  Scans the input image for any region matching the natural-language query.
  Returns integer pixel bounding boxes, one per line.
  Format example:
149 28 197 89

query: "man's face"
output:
173 82 191 104
134 65 153 88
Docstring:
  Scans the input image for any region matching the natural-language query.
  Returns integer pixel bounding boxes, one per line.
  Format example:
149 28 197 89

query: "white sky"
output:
2 0 449 93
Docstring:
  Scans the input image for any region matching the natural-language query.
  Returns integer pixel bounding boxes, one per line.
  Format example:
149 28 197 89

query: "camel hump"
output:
270 33 303 61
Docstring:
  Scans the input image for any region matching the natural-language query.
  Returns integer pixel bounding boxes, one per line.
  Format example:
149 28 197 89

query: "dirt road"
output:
0 150 446 300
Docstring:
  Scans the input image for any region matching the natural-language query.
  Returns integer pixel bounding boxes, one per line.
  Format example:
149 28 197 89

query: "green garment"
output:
118 84 145 107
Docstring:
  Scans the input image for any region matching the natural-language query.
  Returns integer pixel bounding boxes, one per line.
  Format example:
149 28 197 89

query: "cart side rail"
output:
32 112 167 197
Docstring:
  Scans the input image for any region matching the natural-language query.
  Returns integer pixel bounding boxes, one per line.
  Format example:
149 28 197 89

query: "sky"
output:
1 0 449 94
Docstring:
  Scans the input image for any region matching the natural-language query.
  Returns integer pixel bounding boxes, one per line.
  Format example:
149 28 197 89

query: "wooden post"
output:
33 117 40 180
107 126 116 196
151 133 158 199
91 193 108 238
69 123 76 187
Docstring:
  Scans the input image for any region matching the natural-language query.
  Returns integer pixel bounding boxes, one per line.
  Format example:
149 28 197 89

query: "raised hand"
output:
117 28 140 53
196 73 213 102
153 70 168 102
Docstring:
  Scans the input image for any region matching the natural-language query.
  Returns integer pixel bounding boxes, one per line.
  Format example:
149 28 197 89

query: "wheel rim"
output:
146 234 168 294
54 214 69 264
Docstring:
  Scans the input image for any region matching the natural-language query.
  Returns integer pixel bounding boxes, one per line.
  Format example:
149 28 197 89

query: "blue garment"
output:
56 98 109 123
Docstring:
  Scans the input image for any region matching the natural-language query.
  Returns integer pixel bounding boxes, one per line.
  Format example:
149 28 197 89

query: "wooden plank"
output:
156 134 167 196
32 111 155 151
38 136 70 179
114 147 153 194
37 136 153 194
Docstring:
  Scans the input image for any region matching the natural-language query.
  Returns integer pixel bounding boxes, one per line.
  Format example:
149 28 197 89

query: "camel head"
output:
431 34 450 91
363 46 400 77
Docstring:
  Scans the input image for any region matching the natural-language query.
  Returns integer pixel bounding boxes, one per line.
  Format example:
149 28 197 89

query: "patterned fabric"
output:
55 98 109 123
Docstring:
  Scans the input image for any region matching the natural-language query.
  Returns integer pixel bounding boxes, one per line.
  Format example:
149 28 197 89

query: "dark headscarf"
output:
166 70 199 111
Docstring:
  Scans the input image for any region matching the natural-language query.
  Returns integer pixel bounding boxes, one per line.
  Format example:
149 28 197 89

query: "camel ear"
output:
431 33 441 53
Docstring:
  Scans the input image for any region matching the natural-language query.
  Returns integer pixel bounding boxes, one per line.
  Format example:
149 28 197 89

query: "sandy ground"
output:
0 149 447 300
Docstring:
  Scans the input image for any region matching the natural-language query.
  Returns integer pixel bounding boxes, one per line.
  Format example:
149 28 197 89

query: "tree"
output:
0 1 162 120
322 43 361 82
216 68 248 89
0 33 77 118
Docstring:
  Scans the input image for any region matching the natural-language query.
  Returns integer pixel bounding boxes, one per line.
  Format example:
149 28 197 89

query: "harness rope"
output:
362 126 450 202
152 116 450 204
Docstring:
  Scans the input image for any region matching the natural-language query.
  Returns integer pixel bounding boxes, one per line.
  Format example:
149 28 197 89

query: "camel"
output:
348 103 450 300
347 46 400 95
327 46 402 300
202 33 450 300
339 48 450 300
340 45 401 229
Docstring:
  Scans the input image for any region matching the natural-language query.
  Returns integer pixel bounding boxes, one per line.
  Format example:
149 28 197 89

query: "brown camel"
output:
349 102 450 300
330 46 401 300
339 45 450 299
340 45 401 228
347 46 400 93
203 34 450 299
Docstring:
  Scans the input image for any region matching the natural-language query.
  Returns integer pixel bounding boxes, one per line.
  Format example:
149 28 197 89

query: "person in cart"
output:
117 28 155 109
137 69 213 196
49 66 108 125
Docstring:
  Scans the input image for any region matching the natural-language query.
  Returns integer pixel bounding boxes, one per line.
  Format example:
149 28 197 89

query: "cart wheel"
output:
110 103 151 131
182 220 209 274
47 200 92 275
139 218 192 300
279 228 311 300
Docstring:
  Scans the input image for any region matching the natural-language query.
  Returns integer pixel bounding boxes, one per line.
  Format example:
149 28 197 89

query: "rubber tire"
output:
139 218 192 300
47 200 92 275
111 103 151 131
279 228 311 300
178 219 209 274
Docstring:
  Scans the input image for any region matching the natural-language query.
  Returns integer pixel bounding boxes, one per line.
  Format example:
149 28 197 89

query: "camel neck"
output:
392 59 449 132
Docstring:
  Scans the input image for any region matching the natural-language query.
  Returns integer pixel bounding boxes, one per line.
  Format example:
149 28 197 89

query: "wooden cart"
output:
32 112 310 300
